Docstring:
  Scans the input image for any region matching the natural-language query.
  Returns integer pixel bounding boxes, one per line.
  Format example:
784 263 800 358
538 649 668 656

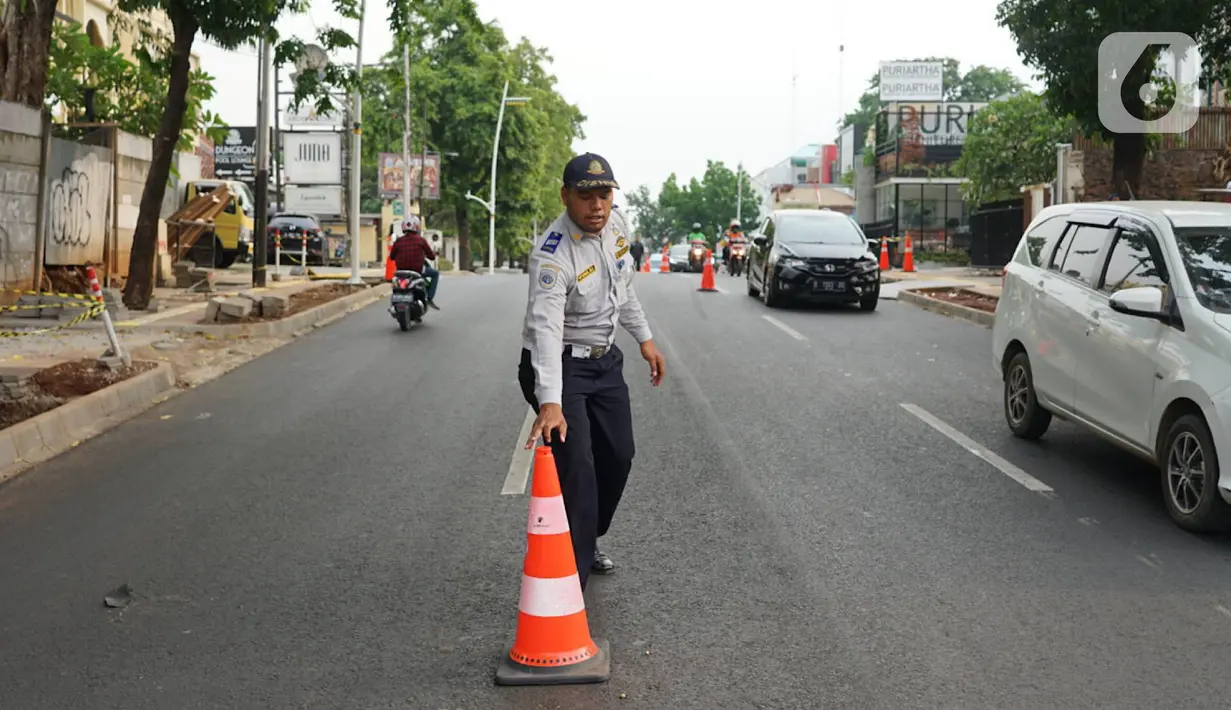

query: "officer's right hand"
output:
526 403 567 448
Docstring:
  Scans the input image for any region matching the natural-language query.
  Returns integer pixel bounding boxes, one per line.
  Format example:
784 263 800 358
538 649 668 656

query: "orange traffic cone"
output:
642 255 650 273
698 248 717 292
384 235 396 281
660 247 670 272
878 237 890 271
902 233 915 273
495 447 611 686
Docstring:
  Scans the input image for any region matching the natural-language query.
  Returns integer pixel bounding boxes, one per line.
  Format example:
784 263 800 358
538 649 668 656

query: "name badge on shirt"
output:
578 264 596 282
615 246 629 259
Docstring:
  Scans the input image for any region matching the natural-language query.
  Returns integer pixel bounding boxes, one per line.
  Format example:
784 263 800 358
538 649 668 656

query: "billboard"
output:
879 61 944 102
889 103 987 145
284 185 343 215
283 132 342 184
378 152 440 200
213 127 256 183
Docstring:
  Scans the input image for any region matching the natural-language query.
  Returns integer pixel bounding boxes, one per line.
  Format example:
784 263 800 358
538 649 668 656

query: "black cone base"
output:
494 637 611 686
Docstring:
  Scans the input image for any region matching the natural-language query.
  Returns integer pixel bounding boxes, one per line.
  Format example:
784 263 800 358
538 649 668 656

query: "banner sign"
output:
378 152 440 200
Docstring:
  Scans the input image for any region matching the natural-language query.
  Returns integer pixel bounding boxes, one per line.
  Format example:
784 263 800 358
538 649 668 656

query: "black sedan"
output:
667 244 696 272
746 209 881 311
268 214 326 266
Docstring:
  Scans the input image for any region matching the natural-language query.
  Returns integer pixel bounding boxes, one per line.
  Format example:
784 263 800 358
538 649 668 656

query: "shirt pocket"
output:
568 270 598 310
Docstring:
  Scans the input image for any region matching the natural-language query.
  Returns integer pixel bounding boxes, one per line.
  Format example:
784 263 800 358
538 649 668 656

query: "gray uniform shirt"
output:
522 208 653 406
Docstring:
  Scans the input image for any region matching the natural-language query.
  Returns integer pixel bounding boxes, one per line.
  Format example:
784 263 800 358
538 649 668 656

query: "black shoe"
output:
428 299 440 310
591 548 614 575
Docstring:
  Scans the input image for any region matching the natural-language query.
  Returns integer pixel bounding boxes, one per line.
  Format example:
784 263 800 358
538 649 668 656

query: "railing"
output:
1072 107 1231 150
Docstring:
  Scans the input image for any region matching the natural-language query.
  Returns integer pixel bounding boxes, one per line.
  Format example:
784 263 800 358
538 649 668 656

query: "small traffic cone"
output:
697 248 717 292
383 236 396 281
495 447 610 686
642 256 650 273
878 237 890 271
902 233 915 273
660 247 670 272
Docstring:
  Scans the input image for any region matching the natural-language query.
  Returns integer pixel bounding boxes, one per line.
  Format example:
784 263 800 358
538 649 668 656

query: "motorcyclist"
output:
389 215 441 310
687 222 707 247
724 220 745 261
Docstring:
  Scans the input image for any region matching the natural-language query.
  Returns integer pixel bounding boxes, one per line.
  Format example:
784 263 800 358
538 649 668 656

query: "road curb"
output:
0 361 176 486
139 283 391 337
898 288 996 328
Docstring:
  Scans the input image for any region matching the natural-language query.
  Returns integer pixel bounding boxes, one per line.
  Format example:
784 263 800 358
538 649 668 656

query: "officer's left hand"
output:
640 340 666 386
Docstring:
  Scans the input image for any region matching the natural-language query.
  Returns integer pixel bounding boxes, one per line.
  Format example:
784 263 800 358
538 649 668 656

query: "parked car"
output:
746 208 880 310
992 201 1231 532
268 213 326 265
649 252 664 271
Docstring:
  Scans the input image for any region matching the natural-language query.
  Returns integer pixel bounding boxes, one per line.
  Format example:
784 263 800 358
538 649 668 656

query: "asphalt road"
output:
3 268 1231 709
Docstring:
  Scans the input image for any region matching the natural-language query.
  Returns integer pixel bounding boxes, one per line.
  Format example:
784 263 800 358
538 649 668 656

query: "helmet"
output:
730 220 741 230
692 222 701 230
401 216 420 233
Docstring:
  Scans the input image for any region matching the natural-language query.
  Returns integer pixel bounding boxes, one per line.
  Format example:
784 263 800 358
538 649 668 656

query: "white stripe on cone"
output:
518 573 586 617
527 494 569 535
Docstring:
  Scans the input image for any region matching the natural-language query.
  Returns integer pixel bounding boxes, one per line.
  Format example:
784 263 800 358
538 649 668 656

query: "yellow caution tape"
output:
0 300 96 312
0 303 105 337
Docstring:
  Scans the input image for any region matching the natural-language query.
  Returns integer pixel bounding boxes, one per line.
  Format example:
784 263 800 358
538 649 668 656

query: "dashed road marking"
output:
761 315 807 341
899 403 1054 493
502 407 537 495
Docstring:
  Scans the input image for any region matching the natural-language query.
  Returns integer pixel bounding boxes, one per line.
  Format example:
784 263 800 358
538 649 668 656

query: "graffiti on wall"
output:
44 138 110 265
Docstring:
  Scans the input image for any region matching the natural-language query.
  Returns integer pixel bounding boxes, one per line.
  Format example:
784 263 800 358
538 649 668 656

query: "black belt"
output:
566 344 610 360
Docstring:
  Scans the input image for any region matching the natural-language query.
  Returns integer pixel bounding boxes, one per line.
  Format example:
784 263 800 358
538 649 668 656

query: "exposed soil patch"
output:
0 359 157 430
916 287 999 313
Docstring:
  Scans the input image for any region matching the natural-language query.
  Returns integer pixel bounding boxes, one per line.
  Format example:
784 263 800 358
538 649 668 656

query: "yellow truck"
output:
182 179 255 268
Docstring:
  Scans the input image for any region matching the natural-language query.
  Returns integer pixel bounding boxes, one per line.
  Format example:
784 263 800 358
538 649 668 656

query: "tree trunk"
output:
456 206 470 271
122 12 198 310
1111 133 1146 199
0 0 58 107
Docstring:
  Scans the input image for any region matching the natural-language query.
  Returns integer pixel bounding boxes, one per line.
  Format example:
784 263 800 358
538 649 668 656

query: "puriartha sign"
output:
879 61 944 102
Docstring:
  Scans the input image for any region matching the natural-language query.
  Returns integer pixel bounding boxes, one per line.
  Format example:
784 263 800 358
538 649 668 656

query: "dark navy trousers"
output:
518 345 635 590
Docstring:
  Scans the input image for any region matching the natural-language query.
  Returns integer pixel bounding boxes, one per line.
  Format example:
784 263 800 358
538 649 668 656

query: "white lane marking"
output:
1136 554 1161 570
761 315 807 341
502 407 537 495
1216 605 1231 620
899 403 1054 493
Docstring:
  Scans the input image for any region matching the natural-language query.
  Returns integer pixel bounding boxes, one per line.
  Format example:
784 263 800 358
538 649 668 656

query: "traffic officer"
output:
518 152 666 591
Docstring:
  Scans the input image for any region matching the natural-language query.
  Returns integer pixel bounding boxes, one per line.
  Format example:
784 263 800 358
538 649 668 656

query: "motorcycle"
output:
389 267 429 331
688 243 707 272
727 242 747 277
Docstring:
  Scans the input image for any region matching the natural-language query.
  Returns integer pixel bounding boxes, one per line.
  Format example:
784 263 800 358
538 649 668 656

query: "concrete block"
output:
204 298 223 322
15 294 40 319
260 294 288 318
9 421 44 461
217 297 252 320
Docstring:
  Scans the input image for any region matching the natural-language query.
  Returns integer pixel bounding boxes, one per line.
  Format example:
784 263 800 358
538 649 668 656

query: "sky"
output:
195 0 1041 201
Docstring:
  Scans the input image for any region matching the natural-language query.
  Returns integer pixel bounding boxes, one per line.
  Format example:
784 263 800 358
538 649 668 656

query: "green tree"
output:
996 0 1222 199
839 57 1026 131
632 161 762 250
954 93 1075 206
0 0 59 107
46 19 226 152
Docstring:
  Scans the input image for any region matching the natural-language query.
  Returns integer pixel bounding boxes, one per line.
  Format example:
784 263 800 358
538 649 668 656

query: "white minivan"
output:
992 201 1231 532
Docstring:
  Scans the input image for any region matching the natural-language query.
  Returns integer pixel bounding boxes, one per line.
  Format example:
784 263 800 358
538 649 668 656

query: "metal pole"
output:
736 161 742 223
402 43 412 220
346 0 367 284
253 32 271 287
273 60 282 212
107 125 117 287
488 80 509 274
32 110 50 295
419 99 427 221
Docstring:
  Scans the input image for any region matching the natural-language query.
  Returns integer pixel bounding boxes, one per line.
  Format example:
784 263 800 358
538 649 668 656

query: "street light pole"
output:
401 43 412 221
346 0 367 285
487 80 509 274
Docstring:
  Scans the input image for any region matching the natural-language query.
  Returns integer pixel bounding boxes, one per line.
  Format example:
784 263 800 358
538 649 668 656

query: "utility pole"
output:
401 43 412 223
253 32 272 287
419 99 428 217
346 0 367 285
736 161 743 224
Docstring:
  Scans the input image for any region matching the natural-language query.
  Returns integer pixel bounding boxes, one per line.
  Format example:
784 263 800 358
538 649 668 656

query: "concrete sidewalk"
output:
881 267 1002 299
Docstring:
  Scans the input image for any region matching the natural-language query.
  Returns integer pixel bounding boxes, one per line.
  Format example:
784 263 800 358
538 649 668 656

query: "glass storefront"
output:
892 182 967 251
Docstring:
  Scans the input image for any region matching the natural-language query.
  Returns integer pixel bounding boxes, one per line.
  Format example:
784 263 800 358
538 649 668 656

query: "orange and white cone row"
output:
495 446 611 686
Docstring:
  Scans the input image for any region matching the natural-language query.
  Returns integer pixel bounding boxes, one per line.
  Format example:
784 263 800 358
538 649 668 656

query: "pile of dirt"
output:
236 283 367 323
917 287 999 313
0 359 157 430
